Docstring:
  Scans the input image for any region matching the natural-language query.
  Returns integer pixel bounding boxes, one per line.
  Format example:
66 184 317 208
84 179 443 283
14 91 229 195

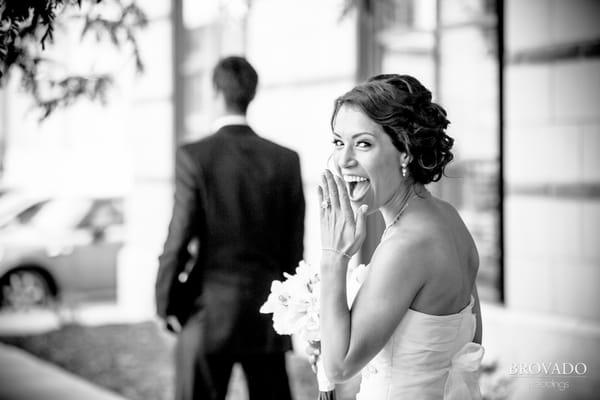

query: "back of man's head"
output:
212 56 258 114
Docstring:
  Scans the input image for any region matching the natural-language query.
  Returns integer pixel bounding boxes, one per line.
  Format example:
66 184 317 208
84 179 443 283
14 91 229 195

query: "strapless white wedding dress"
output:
355 295 484 400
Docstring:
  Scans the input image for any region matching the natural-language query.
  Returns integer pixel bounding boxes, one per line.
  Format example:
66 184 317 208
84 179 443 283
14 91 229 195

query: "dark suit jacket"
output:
155 124 305 355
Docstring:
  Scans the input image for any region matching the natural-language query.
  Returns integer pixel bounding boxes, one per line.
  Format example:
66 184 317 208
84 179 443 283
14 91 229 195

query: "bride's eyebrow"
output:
332 131 375 139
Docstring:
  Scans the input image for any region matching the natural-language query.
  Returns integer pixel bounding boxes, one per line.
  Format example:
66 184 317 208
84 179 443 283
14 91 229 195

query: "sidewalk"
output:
0 303 145 400
0 343 128 400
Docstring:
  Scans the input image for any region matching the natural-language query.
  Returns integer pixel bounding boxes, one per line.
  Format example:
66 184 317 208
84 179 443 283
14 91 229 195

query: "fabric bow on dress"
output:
443 342 485 400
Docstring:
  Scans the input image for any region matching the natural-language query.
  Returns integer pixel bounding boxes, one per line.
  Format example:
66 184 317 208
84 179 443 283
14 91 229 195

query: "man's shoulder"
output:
235 129 296 160
178 133 220 155
179 129 300 164
257 136 299 159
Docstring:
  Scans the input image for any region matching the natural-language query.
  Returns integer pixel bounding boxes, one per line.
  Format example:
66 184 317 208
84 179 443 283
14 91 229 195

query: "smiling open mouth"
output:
344 175 370 201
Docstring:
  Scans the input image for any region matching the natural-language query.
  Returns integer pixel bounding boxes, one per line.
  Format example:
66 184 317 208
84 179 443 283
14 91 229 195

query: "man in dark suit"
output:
155 56 304 400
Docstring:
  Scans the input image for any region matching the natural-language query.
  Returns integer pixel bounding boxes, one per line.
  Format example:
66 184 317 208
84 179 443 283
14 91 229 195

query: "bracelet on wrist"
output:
321 248 351 259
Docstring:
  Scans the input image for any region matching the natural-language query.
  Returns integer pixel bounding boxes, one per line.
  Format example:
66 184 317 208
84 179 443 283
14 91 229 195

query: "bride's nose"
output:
339 146 357 168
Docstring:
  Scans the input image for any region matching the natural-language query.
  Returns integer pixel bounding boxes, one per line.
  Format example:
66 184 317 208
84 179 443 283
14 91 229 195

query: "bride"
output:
316 74 484 399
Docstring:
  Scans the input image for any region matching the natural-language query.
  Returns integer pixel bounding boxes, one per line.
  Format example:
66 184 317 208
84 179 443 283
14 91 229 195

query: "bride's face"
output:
331 104 403 211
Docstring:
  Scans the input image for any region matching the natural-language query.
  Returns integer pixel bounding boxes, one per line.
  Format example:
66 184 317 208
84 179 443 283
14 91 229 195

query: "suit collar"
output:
214 124 257 137
211 114 248 132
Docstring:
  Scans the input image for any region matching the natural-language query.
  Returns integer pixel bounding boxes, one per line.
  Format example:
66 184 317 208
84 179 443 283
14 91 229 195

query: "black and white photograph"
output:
0 1 598 399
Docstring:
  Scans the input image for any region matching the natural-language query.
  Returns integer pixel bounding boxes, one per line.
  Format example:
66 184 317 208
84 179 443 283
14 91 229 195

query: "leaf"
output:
1 0 147 119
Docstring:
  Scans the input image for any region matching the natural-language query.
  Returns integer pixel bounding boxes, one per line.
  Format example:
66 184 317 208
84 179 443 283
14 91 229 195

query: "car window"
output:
0 194 48 228
79 200 124 229
16 201 49 224
28 198 93 230
0 193 29 216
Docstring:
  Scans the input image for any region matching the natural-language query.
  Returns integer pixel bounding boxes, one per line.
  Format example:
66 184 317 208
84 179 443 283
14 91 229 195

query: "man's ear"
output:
212 90 226 116
213 88 222 101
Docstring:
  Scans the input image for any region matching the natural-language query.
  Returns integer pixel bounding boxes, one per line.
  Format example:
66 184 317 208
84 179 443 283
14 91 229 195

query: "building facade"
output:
1 0 598 398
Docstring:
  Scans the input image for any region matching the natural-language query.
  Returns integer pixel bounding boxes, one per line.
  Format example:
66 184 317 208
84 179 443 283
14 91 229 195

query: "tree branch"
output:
0 0 147 120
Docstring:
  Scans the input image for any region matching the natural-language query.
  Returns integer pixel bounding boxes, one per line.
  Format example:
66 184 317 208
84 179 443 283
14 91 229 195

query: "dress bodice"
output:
356 295 484 400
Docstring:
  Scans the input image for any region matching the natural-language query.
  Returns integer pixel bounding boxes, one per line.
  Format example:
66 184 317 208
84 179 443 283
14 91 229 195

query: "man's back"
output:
157 123 305 354
186 125 304 286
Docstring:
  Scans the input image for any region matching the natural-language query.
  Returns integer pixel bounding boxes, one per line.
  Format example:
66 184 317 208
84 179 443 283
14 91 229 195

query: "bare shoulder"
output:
379 196 479 277
380 226 437 258
426 197 478 251
372 226 437 282
436 198 480 267
380 196 480 313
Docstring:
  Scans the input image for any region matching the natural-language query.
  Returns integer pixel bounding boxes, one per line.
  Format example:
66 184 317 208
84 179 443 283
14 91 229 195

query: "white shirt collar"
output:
211 114 248 132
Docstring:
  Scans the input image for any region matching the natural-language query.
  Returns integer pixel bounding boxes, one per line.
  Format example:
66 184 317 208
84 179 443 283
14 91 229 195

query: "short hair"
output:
331 74 454 185
212 56 258 114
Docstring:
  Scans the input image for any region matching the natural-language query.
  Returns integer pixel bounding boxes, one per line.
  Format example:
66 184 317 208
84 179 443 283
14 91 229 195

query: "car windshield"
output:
0 193 30 216
28 198 93 230
0 193 43 226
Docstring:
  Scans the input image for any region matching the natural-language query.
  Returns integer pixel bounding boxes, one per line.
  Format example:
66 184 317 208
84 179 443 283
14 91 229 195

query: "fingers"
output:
305 343 320 360
355 204 369 246
305 344 320 374
334 174 353 220
310 355 319 373
166 316 182 333
320 172 329 202
324 170 340 209
317 185 325 214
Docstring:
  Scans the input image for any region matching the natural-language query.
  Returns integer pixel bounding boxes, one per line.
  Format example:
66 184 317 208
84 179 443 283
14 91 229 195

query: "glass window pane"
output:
438 0 501 302
371 0 502 303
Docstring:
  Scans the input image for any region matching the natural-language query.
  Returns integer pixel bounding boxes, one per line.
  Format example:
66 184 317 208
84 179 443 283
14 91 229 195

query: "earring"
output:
402 164 408 178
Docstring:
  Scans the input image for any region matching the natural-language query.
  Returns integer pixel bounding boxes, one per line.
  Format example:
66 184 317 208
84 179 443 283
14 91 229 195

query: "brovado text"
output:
509 362 588 376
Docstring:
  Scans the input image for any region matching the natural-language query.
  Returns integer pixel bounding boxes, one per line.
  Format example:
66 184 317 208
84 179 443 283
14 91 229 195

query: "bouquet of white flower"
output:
260 260 368 400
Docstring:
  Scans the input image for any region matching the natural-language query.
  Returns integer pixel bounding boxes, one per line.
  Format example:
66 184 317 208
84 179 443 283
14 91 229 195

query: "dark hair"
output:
212 56 258 113
331 74 454 185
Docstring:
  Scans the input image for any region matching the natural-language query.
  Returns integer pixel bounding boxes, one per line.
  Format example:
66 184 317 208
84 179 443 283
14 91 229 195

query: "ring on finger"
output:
320 199 331 209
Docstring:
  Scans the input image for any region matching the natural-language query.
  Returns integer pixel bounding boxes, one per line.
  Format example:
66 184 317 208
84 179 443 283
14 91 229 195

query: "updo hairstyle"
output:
331 74 454 185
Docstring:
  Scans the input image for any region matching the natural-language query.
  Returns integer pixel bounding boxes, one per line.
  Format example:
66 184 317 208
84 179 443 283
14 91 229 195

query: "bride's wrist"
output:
321 247 352 260
320 248 351 271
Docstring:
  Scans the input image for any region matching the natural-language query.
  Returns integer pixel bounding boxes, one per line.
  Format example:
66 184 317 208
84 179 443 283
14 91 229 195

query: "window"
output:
362 0 503 302
79 199 125 229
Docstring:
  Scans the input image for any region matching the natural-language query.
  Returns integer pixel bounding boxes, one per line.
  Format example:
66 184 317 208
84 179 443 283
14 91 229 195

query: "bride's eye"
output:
332 139 344 148
356 141 371 149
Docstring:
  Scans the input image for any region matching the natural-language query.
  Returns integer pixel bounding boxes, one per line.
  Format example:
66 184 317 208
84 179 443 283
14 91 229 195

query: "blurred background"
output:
0 0 598 399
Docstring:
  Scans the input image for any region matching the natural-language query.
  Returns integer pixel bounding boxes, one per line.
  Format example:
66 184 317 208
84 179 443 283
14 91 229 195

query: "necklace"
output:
382 188 415 238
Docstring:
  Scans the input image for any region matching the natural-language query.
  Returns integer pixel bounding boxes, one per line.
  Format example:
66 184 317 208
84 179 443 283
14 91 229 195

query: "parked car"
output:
0 195 125 310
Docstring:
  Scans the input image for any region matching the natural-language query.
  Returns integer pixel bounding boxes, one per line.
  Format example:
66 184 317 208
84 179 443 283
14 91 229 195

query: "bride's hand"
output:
305 341 321 373
318 169 368 259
